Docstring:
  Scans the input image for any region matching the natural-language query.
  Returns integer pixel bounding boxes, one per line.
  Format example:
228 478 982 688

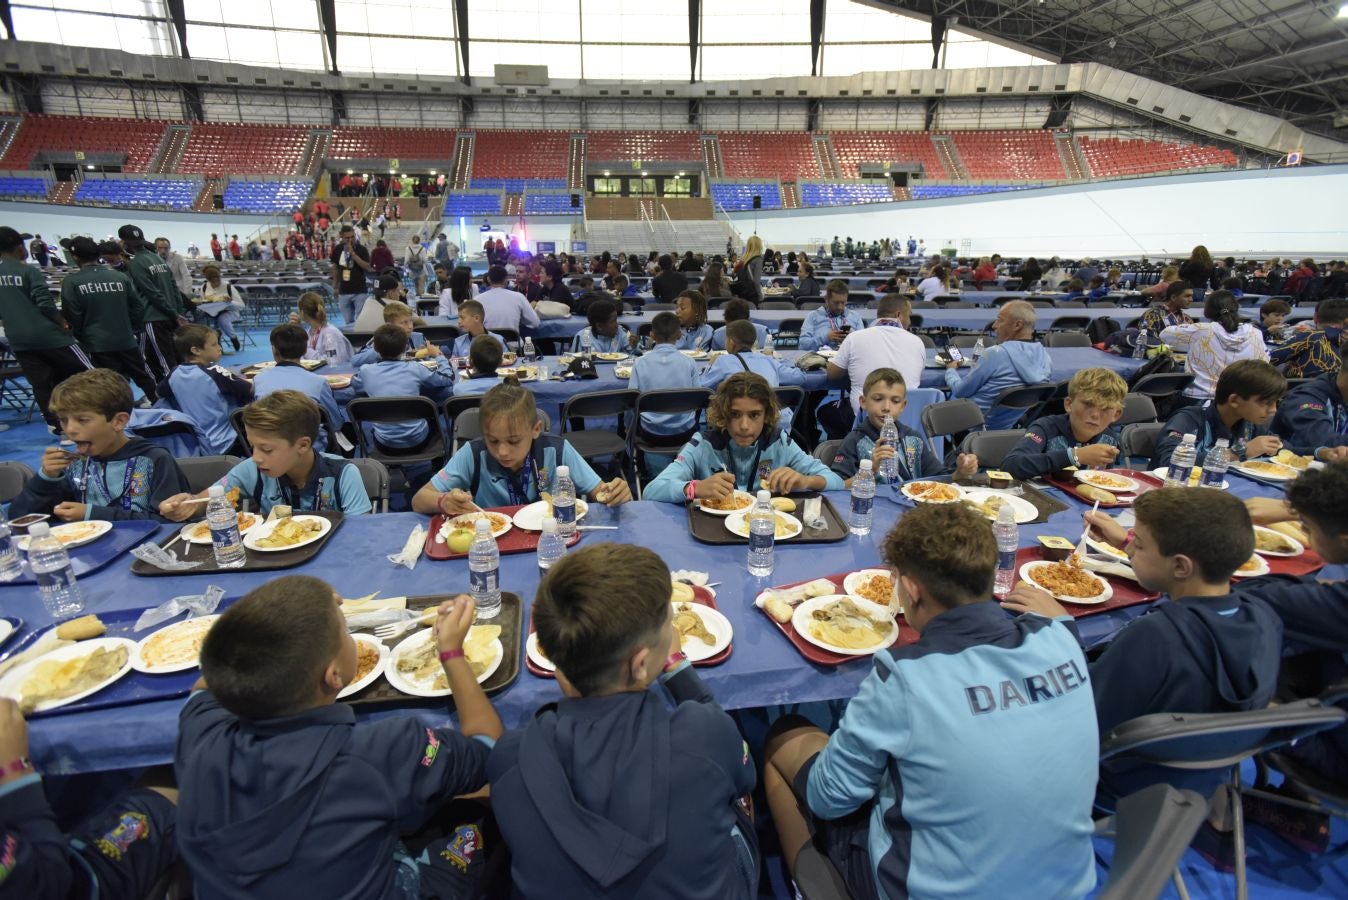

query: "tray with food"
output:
343 593 521 708
426 505 583 560
754 572 919 667
130 512 344 577
898 480 966 504
1044 468 1163 507
1229 458 1303 485
4 519 159 586
949 473 1068 524
1240 522 1323 579
1011 548 1161 618
686 494 847 544
0 606 240 718
526 581 730 678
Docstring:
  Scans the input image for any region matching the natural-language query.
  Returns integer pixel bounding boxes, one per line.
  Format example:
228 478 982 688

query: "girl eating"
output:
645 372 843 503
412 377 632 515
674 289 714 351
294 292 354 365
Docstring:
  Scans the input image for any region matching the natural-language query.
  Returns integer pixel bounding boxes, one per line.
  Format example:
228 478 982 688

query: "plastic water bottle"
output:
523 336 536 363
972 337 985 362
536 515 565 577
747 489 776 576
763 332 775 356
206 484 246 568
580 331 594 359
1200 438 1233 488
27 522 83 618
849 459 876 536
1133 327 1149 359
469 519 502 619
993 504 1018 599
0 511 20 582
552 465 577 538
1164 433 1198 487
878 416 900 482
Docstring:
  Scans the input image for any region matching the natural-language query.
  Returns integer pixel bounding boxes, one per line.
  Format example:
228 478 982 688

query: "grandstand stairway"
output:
1054 132 1087 181
584 218 732 257
46 181 75 205
450 134 474 190
892 184 911 201
781 181 800 209
812 136 840 180
193 179 222 212
504 193 523 216
701 136 724 179
566 135 585 191
931 135 968 180
297 130 331 178
0 118 20 161
151 125 191 175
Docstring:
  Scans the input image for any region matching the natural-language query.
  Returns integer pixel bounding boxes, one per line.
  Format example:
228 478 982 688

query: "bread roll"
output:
1077 485 1117 504
1268 521 1310 545
56 614 106 641
770 497 797 512
764 596 793 624
670 582 695 604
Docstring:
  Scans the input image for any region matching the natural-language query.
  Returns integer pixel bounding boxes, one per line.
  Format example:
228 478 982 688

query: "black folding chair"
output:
345 396 447 492
775 386 807 442
495 328 522 351
630 388 712 497
920 398 985 459
416 324 460 347
442 395 483 452
0 460 35 504
560 388 638 479
348 457 391 512
1095 784 1210 900
776 318 805 349
991 383 1058 429
959 429 1024 469
1119 393 1158 426
1045 332 1092 348
1120 422 1165 467
175 455 242 495
1252 679 1348 820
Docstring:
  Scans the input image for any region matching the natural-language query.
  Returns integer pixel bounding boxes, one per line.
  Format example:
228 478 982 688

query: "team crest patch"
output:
1026 431 1044 444
440 824 482 872
0 834 17 884
421 728 441 767
94 811 148 861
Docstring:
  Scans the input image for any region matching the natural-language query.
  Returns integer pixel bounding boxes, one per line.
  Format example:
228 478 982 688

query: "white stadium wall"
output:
725 165 1348 258
0 200 275 253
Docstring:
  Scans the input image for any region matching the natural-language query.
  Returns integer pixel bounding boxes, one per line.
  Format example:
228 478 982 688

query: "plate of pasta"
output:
791 595 899 656
899 481 966 504
1019 560 1113 605
842 569 900 612
696 491 755 516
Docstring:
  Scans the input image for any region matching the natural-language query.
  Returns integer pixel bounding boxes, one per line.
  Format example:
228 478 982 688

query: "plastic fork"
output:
372 610 436 641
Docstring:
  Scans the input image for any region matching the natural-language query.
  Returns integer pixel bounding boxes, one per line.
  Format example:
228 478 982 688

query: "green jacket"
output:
128 248 186 323
61 264 145 352
0 256 73 351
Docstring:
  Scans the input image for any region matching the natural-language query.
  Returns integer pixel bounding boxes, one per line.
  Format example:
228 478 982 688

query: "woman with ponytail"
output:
1161 289 1268 404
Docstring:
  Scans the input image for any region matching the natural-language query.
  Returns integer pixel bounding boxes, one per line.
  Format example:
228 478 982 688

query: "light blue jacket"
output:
700 350 805 435
455 373 504 397
799 307 864 351
644 428 843 503
351 330 426 368
629 343 702 436
254 362 345 454
944 340 1053 430
674 324 714 351
219 454 370 517
429 434 601 507
710 323 770 351
569 326 634 355
451 330 506 359
352 356 456 448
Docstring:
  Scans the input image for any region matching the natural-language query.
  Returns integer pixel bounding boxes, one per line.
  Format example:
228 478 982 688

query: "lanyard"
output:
82 458 137 509
504 454 539 505
872 319 903 329
721 444 766 492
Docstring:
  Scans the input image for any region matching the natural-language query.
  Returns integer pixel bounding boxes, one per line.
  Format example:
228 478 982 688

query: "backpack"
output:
1085 316 1122 345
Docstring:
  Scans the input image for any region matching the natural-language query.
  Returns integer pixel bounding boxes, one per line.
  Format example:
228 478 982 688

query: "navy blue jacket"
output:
487 665 757 899
1151 401 1270 469
175 691 490 900
832 417 944 483
10 436 187 521
1271 373 1348 454
1003 413 1122 480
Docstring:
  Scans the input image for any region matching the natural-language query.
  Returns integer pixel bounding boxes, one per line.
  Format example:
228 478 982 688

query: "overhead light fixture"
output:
85 164 94 170
641 171 648 176
603 170 610 176
346 168 353 174
1340 3 1348 17
429 169 437 175
678 171 685 176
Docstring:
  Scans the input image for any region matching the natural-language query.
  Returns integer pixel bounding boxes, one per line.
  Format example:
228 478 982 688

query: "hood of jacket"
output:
1000 338 1053 383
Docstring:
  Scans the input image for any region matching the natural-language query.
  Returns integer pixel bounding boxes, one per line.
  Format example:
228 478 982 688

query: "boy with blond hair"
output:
351 300 427 366
1004 367 1127 480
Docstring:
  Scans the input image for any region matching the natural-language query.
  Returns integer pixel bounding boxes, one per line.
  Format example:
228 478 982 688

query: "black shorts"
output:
68 787 178 898
792 754 881 900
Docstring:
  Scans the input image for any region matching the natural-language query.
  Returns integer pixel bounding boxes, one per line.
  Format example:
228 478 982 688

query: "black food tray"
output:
130 512 344 577
686 494 848 544
951 477 1069 525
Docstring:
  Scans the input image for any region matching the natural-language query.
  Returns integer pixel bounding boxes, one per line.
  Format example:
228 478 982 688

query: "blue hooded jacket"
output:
945 340 1053 430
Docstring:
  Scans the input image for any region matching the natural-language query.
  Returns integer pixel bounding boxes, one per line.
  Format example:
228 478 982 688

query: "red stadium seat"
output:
2 114 168 172
719 132 820 179
176 123 308 177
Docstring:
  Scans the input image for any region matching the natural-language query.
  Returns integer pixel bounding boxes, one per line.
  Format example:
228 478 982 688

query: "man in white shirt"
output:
154 237 194 298
828 293 927 414
478 265 540 333
406 235 429 295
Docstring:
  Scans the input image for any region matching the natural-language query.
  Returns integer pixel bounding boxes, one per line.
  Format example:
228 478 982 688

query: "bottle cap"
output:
997 504 1015 523
1183 433 1196 441
27 522 49 537
757 489 771 502
556 465 569 478
541 516 557 533
208 484 224 497
859 459 873 470
475 519 491 534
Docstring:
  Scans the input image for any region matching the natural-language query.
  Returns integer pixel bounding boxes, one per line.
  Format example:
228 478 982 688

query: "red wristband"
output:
1122 528 1137 549
664 651 688 673
3 757 33 776
439 649 465 662
685 481 696 501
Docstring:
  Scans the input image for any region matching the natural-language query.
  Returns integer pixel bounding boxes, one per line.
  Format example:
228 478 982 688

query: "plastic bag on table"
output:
134 584 226 632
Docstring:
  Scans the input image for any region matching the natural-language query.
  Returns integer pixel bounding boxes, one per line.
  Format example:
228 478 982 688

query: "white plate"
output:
1230 459 1300 483
1252 525 1305 558
842 569 899 611
0 620 13 648
961 490 1037 524
338 634 389 699
1085 537 1132 563
900 481 966 504
1019 561 1113 605
131 615 220 674
594 352 627 362
679 349 709 360
1149 468 1227 490
816 348 838 358
439 511 513 541
724 510 803 541
1234 555 1271 578
695 490 756 517
242 514 332 553
512 499 588 531
1074 470 1141 494
526 632 555 673
385 629 503 698
672 602 733 663
0 637 135 712
180 513 262 545
791 595 899 657
15 519 113 552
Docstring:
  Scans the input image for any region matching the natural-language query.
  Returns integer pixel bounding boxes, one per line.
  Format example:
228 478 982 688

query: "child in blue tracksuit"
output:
629 312 702 477
644 372 843 503
831 368 978 486
488 543 758 899
156 324 253 455
765 502 1098 900
1004 367 1126 480
254 323 346 454
673 290 714 351
1152 359 1286 468
454 334 504 397
351 300 426 367
10 368 188 522
352 324 456 449
412 378 633 517
1005 488 1283 807
569 297 635 355
710 299 769 351
175 575 505 899
449 299 506 359
1272 369 1348 458
701 320 804 434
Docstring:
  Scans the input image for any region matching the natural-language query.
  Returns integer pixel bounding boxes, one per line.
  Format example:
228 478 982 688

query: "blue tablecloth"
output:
7 473 1291 775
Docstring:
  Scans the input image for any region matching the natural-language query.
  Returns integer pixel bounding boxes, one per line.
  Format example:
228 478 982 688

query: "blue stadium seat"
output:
799 183 892 207
445 194 502 216
470 178 566 192
74 179 197 210
0 177 47 200
709 182 781 211
222 180 311 213
909 184 1044 200
523 193 581 214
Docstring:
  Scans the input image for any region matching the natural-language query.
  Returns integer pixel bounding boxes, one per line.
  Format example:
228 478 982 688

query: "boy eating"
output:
160 390 370 518
352 324 456 448
710 299 769 352
449 299 506 359
1003 367 1127 480
628 311 701 474
12 368 188 522
156 324 253 456
831 368 978 486
351 300 426 367
1152 359 1285 469
1258 298 1292 343
488 544 758 898
765 503 1098 900
254 323 345 455
456 334 505 397
569 298 635 355
176 576 502 898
